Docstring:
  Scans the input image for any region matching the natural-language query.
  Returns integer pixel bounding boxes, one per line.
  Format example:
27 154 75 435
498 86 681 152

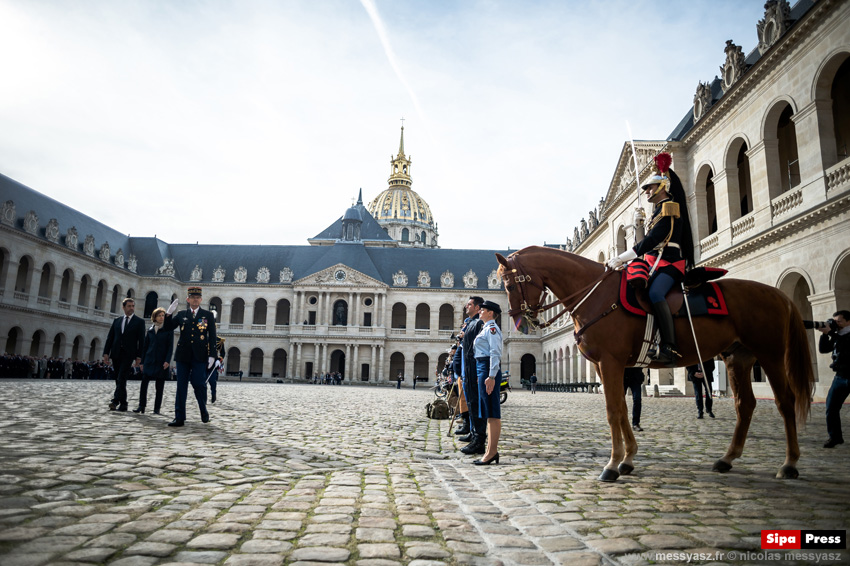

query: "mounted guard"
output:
607 152 695 365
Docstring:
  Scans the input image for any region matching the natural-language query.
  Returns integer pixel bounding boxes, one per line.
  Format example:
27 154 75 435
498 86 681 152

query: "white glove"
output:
167 299 179 315
207 357 215 369
214 359 222 370
606 249 638 269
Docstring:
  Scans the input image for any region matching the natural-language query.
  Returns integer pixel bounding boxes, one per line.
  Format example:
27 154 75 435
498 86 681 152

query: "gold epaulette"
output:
660 201 680 218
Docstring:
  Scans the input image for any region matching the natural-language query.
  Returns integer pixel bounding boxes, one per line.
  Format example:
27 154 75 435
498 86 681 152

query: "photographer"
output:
809 310 850 448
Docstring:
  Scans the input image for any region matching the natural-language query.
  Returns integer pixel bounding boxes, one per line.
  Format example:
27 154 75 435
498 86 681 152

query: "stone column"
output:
711 169 734 249
378 345 385 382
348 292 354 326
744 140 775 232
296 342 303 378
222 302 232 328
370 345 376 383
793 99 835 191
262 354 273 379
287 342 295 378
352 344 360 381
345 343 351 380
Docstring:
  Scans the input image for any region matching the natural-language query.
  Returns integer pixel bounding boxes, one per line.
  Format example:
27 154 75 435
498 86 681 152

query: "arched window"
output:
89 337 99 361
415 303 430 329
30 329 45 357
421 231 427 245
776 105 800 192
414 353 429 381
831 56 850 162
110 284 122 313
5 327 22 355
521 353 536 383
209 297 223 322
275 299 291 325
38 263 54 298
253 298 267 325
391 302 406 328
52 333 65 358
0 248 9 290
14 256 33 293
72 335 84 360
249 348 263 376
401 228 410 242
737 144 753 217
332 300 348 326
144 291 158 318
438 304 454 330
616 226 627 254
77 275 91 306
272 348 287 377
390 352 405 380
94 279 107 310
227 347 241 374
231 298 245 324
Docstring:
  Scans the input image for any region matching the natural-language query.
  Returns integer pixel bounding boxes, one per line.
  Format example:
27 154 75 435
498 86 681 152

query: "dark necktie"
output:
122 316 129 332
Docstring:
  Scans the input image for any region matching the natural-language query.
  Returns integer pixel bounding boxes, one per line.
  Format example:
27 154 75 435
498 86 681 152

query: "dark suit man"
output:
163 286 216 427
103 297 145 411
687 358 716 419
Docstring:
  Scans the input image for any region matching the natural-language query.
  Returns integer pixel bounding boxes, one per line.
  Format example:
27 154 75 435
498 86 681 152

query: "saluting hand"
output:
166 299 179 315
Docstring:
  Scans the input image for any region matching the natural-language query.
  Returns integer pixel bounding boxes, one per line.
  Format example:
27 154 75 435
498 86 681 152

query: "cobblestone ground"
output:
0 380 848 566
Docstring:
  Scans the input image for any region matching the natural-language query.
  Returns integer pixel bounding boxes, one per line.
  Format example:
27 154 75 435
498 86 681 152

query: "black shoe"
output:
649 301 679 366
707 411 715 418
201 412 210 423
461 441 486 455
167 419 184 427
824 438 844 448
473 453 499 465
117 404 128 412
108 402 117 411
697 414 704 419
454 422 470 435
153 411 161 415
211 393 216 404
458 433 474 443
132 407 145 414
633 424 643 432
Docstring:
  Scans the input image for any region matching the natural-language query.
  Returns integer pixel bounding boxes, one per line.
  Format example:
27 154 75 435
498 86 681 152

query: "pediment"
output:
293 263 385 288
602 140 666 212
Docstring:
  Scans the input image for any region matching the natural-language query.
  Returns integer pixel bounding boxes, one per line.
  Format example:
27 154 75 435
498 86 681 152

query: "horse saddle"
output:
620 267 729 318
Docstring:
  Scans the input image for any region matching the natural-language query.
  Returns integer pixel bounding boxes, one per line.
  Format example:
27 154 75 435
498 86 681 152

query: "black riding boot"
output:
650 301 678 366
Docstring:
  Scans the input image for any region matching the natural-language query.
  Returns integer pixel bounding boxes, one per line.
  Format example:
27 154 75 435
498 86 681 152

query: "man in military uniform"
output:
210 336 225 403
163 287 217 427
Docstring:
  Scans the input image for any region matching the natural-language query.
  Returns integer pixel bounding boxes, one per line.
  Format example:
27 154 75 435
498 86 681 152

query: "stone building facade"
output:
0 131 540 385
538 0 850 401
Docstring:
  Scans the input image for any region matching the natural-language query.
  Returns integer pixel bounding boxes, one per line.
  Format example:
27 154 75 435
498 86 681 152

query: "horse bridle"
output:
502 253 615 331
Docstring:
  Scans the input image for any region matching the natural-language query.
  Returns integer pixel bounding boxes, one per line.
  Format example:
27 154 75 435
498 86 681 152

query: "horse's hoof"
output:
618 462 635 476
776 465 799 479
712 459 733 473
598 468 620 482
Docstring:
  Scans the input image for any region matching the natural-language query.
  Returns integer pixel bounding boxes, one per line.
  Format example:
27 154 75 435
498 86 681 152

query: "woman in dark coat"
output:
134 308 174 414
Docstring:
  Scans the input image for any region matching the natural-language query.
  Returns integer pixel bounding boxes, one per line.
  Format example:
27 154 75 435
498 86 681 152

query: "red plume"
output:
654 152 672 174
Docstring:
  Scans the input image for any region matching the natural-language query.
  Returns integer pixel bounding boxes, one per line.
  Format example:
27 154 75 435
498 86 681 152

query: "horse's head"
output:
496 252 547 335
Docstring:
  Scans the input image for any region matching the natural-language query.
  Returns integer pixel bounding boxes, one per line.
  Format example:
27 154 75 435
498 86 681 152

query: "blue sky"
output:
0 0 768 250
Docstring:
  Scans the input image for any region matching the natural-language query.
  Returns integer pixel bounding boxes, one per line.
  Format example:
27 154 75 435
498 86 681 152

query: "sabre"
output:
626 121 642 208
681 283 712 399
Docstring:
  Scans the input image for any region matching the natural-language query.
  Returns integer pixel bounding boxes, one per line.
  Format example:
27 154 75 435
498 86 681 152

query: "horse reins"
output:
503 254 616 332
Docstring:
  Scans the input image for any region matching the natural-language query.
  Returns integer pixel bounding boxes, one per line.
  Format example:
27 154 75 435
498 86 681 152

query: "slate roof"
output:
667 0 816 142
1 172 507 290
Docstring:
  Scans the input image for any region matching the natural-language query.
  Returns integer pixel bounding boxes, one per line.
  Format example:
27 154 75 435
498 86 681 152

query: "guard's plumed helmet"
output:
641 152 673 198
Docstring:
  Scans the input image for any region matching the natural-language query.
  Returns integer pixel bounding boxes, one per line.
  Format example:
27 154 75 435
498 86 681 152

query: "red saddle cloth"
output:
619 268 729 317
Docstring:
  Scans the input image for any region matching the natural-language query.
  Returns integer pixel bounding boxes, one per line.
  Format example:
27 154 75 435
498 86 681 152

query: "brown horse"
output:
496 246 814 482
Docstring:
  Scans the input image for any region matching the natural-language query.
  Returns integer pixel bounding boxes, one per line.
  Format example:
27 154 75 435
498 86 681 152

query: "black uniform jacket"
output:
163 308 217 364
687 359 716 382
633 198 684 263
820 330 850 374
103 314 146 363
142 327 174 376
461 314 483 378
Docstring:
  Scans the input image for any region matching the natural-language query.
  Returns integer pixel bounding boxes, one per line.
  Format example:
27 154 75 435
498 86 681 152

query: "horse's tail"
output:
786 301 815 425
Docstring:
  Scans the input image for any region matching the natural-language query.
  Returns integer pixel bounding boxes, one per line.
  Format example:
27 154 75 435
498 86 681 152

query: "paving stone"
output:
224 554 285 566
173 550 230 563
187 533 242 549
298 532 350 546
358 543 402 559
64 546 117 562
239 538 293 553
289 547 351 561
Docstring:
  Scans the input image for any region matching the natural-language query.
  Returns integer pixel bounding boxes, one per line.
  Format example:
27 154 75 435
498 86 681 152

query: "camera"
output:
804 319 839 332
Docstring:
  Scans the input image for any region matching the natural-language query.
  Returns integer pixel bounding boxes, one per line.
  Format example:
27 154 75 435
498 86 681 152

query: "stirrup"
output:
649 345 680 365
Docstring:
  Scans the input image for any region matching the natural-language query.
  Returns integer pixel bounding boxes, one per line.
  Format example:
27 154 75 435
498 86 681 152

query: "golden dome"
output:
367 187 434 225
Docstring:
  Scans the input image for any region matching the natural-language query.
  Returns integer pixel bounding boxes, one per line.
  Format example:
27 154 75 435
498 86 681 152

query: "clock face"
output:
334 269 346 282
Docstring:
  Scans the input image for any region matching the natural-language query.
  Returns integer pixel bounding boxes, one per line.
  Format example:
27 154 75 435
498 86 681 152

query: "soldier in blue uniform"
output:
471 300 503 465
608 152 695 365
163 286 217 427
